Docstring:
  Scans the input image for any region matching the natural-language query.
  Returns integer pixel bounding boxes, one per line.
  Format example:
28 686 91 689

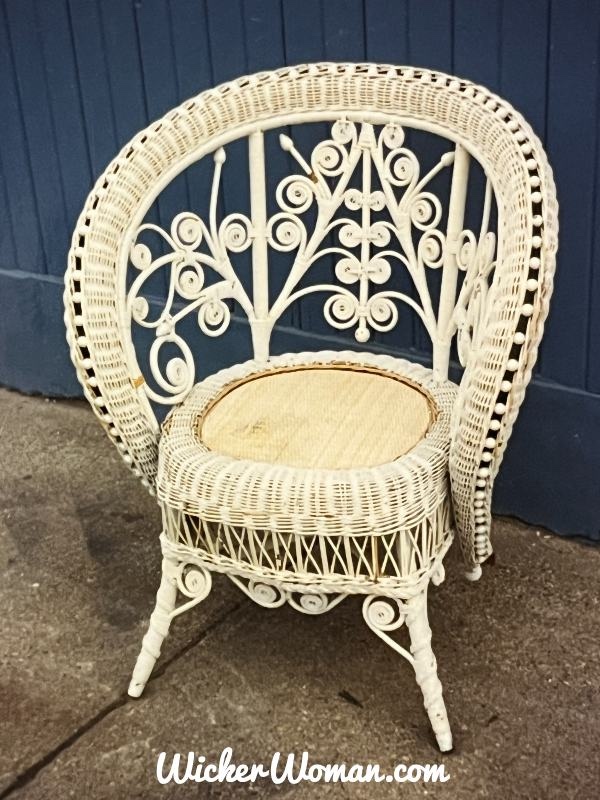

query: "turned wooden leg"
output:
405 589 453 752
363 583 453 752
128 557 179 698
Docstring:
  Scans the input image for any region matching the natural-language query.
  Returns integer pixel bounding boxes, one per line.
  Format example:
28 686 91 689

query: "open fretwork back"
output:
126 118 495 405
65 64 558 569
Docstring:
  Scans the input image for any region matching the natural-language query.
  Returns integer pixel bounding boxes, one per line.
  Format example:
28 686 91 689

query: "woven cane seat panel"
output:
198 366 434 470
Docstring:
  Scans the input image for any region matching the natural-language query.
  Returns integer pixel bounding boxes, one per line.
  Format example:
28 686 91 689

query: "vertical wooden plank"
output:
538 0 599 387
4 0 71 276
206 0 247 82
244 0 292 312
67 0 119 176
322 0 364 61
101 0 168 289
170 0 216 213
0 273 81 395
282 0 324 64
244 0 285 72
408 0 452 72
586 71 600 385
243 0 286 182
98 0 149 144
280 0 327 333
498 0 550 374
170 0 214 96
0 1 46 273
587 91 600 392
134 0 189 234
35 0 93 243
200 0 255 314
499 0 549 134
364 0 409 65
134 0 183 118
293 1 366 340
205 0 249 274
453 0 502 91
452 0 505 374
283 2 367 340
297 0 364 338
0 156 17 269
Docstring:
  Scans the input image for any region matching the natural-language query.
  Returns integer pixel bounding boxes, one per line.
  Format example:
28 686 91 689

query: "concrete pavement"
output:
1 387 598 799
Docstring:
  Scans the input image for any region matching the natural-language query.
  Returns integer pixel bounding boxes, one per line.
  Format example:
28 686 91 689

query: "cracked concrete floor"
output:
0 386 599 799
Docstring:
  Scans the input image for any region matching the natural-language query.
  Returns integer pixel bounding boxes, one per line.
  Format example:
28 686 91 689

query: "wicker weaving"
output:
64 64 558 751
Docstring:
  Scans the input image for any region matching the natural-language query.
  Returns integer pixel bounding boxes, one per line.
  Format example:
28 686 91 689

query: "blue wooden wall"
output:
1 0 599 540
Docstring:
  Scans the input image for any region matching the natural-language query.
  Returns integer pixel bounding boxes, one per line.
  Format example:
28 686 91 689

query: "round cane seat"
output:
157 351 458 539
199 365 435 470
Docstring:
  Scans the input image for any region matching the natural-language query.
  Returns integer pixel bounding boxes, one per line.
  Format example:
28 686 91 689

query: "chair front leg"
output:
128 555 212 697
363 583 452 752
128 557 178 697
404 587 453 752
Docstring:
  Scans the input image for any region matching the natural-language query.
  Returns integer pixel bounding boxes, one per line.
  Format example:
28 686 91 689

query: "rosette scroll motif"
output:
126 119 497 405
198 297 231 337
267 213 307 252
218 213 253 253
311 119 357 179
276 175 315 214
366 295 398 333
455 228 497 367
228 575 345 614
269 118 460 346
148 331 195 404
418 230 446 270
410 192 443 232
323 292 360 330
126 150 253 405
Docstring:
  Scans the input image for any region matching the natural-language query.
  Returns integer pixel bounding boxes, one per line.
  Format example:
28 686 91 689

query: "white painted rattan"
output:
64 63 558 752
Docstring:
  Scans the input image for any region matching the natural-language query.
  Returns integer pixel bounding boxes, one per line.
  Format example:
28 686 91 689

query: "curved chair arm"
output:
450 121 558 571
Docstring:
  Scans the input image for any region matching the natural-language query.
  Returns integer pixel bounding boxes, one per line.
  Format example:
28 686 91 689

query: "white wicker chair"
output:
64 64 558 752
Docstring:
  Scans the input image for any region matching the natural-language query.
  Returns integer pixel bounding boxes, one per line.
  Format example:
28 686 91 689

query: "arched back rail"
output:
64 64 558 568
